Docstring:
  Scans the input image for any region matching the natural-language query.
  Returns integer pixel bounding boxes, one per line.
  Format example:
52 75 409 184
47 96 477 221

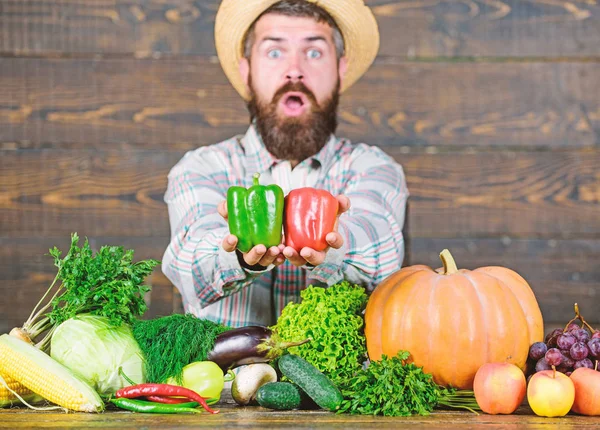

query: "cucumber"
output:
256 382 308 410
277 354 343 411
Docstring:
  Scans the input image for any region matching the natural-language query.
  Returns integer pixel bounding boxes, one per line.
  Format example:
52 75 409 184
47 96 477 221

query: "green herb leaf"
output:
47 233 159 326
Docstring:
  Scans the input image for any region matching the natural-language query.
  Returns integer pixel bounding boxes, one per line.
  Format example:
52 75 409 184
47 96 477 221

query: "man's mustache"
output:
271 82 319 107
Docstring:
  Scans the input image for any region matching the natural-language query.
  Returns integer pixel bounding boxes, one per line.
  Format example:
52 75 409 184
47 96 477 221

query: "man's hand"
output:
218 201 285 267
283 195 350 267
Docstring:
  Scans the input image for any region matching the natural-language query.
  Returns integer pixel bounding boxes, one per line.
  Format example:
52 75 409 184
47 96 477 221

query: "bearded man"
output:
162 0 409 327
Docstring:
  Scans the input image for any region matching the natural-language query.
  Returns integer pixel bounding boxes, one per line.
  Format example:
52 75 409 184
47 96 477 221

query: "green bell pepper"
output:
226 173 284 253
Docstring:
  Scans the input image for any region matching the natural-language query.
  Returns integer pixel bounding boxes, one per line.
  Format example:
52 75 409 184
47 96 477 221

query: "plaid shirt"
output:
162 124 409 328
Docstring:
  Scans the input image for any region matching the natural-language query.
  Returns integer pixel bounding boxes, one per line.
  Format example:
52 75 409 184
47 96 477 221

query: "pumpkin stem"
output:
439 249 459 275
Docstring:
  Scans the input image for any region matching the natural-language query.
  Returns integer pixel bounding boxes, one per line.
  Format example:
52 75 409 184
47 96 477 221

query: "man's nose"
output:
286 70 304 82
285 55 304 82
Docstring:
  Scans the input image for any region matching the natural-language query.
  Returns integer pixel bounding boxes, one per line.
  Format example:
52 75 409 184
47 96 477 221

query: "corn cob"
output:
0 371 45 407
0 334 104 412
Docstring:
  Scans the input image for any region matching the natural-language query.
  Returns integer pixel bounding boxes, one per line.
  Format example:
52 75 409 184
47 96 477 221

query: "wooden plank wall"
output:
1 1 599 333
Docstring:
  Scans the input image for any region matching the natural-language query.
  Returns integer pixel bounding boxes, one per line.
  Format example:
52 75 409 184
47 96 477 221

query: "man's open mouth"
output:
279 92 309 117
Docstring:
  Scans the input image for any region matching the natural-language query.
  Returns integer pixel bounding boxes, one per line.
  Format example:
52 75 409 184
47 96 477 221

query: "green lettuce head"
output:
274 281 368 385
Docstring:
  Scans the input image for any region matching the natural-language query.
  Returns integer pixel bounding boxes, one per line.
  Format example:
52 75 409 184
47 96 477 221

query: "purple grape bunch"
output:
527 321 600 377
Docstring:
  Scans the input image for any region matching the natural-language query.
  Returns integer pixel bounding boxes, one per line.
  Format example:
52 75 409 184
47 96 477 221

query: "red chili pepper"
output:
284 188 339 252
115 383 219 414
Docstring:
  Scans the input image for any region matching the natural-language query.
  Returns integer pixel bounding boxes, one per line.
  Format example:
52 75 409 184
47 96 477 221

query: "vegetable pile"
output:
1 233 160 411
132 316 309 387
243 353 344 411
8 231 564 419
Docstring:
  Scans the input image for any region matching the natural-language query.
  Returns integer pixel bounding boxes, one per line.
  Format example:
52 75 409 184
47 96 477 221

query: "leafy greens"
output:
47 233 158 326
131 313 231 383
339 351 480 416
16 233 159 351
274 281 368 385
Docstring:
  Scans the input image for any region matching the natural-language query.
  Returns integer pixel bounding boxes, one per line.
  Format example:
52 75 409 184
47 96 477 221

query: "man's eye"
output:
307 49 321 59
267 49 282 59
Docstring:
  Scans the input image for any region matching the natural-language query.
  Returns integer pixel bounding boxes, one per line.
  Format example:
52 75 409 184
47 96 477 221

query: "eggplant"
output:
207 325 311 371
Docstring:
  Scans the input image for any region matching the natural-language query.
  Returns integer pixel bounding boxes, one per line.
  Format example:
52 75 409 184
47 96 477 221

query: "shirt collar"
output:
240 123 341 173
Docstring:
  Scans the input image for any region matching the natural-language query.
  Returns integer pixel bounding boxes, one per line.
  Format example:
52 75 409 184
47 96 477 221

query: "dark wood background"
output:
1 0 599 334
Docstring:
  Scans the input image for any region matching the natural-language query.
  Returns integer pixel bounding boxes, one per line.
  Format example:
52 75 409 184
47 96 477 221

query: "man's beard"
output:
247 79 340 163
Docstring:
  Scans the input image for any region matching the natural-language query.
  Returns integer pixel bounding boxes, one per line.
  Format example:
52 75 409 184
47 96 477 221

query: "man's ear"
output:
338 56 348 86
239 57 250 91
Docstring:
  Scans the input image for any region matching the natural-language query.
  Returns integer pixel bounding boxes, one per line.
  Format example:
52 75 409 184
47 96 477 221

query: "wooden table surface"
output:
2 395 599 429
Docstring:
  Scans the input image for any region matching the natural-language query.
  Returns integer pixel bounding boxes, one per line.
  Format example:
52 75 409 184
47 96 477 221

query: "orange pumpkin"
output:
365 249 544 390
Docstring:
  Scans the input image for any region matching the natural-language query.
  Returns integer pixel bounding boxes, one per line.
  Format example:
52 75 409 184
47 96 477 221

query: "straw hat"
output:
214 0 380 100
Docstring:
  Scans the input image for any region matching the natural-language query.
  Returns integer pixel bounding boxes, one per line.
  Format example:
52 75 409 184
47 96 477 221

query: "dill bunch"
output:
132 314 230 383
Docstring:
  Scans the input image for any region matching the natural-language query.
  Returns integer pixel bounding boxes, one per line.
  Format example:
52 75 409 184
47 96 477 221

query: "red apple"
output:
473 362 526 414
570 367 600 415
527 368 575 417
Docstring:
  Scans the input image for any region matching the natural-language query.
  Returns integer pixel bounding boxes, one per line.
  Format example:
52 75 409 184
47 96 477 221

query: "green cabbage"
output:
50 314 145 395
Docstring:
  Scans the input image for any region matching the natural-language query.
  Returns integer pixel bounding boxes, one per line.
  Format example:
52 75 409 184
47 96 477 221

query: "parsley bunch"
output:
274 281 368 385
339 351 480 416
15 233 160 351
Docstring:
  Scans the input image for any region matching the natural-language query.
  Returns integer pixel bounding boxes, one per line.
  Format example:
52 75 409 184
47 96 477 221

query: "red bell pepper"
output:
284 188 339 252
